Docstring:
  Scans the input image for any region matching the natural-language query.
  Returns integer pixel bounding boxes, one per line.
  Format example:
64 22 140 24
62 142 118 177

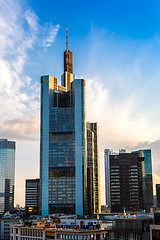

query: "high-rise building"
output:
104 149 127 209
25 179 40 215
132 149 153 211
156 184 160 208
40 28 87 215
110 152 144 212
104 149 111 208
86 122 101 214
86 126 95 215
0 139 15 214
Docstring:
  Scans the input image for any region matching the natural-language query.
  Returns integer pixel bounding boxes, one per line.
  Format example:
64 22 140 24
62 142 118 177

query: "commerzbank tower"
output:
40 26 101 216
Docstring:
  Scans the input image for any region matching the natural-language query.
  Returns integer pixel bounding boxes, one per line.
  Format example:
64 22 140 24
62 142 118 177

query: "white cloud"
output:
86 78 160 149
43 23 60 47
0 0 60 140
24 9 39 31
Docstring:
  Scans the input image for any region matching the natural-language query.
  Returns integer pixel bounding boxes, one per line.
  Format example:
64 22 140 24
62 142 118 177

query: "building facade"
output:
86 122 101 215
110 152 144 212
0 139 15 214
25 179 40 215
40 32 87 215
156 184 160 208
132 149 153 211
104 149 111 209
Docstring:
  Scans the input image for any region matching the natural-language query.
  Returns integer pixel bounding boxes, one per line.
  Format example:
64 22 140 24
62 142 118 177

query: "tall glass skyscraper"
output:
132 149 153 211
40 32 87 215
0 139 15 214
86 122 101 214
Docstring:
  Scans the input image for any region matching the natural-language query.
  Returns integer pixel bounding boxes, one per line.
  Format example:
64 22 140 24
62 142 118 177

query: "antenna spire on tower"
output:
66 25 69 51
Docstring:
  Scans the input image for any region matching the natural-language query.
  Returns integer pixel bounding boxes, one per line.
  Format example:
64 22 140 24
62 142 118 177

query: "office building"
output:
25 179 40 215
110 152 144 212
86 122 101 215
132 149 153 211
0 216 20 240
40 28 87 215
104 149 111 208
0 139 15 214
86 126 95 215
156 184 160 208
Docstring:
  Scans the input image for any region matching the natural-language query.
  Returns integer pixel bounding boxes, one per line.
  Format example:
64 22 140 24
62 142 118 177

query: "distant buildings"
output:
109 152 144 212
132 149 153 211
104 148 153 213
156 184 160 208
40 27 101 215
25 179 40 215
0 139 15 214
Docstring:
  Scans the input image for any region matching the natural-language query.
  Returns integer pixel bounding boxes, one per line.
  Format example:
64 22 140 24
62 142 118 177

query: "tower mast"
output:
66 25 69 67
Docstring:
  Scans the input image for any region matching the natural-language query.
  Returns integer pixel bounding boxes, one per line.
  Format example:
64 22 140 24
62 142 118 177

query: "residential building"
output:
25 179 40 215
40 27 87 215
132 149 153 211
0 139 15 214
156 184 160 208
110 152 144 212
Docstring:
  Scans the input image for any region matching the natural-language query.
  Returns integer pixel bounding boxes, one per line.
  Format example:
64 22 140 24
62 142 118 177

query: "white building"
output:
10 222 109 240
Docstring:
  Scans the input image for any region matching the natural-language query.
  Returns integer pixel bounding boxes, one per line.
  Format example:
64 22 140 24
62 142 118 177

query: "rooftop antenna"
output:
66 25 69 51
66 25 69 67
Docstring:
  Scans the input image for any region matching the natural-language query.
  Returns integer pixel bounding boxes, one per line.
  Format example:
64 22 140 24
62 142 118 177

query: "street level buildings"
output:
40 30 100 216
0 139 15 214
25 179 40 215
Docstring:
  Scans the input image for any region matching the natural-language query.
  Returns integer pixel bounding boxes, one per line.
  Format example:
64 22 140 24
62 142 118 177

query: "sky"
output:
1 0 160 206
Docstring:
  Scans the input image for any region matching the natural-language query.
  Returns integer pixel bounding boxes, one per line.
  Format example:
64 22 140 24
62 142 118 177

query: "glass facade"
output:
86 123 101 214
156 184 160 208
86 122 101 213
25 179 40 215
40 48 87 215
104 149 111 208
110 152 144 212
0 139 15 213
132 149 153 211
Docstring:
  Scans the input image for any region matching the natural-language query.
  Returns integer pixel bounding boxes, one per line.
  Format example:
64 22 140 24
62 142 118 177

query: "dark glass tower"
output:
40 33 87 215
110 152 144 212
0 139 15 214
132 149 153 211
156 184 160 208
25 179 40 215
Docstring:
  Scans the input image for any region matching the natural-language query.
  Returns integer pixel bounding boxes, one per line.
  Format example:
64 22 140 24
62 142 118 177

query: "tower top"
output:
66 25 69 51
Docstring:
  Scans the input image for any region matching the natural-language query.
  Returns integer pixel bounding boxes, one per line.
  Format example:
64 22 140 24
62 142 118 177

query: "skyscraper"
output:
110 152 144 212
132 149 153 211
0 139 15 214
104 149 111 208
86 122 101 214
40 28 87 215
156 184 160 208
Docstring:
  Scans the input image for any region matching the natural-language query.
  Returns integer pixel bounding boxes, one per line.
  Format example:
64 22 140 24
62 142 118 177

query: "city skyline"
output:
1 0 160 206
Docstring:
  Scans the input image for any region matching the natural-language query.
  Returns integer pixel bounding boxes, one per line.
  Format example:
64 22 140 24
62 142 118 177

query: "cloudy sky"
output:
1 0 160 206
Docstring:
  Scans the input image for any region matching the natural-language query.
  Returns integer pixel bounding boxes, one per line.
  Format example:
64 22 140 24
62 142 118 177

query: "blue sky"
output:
1 0 160 206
